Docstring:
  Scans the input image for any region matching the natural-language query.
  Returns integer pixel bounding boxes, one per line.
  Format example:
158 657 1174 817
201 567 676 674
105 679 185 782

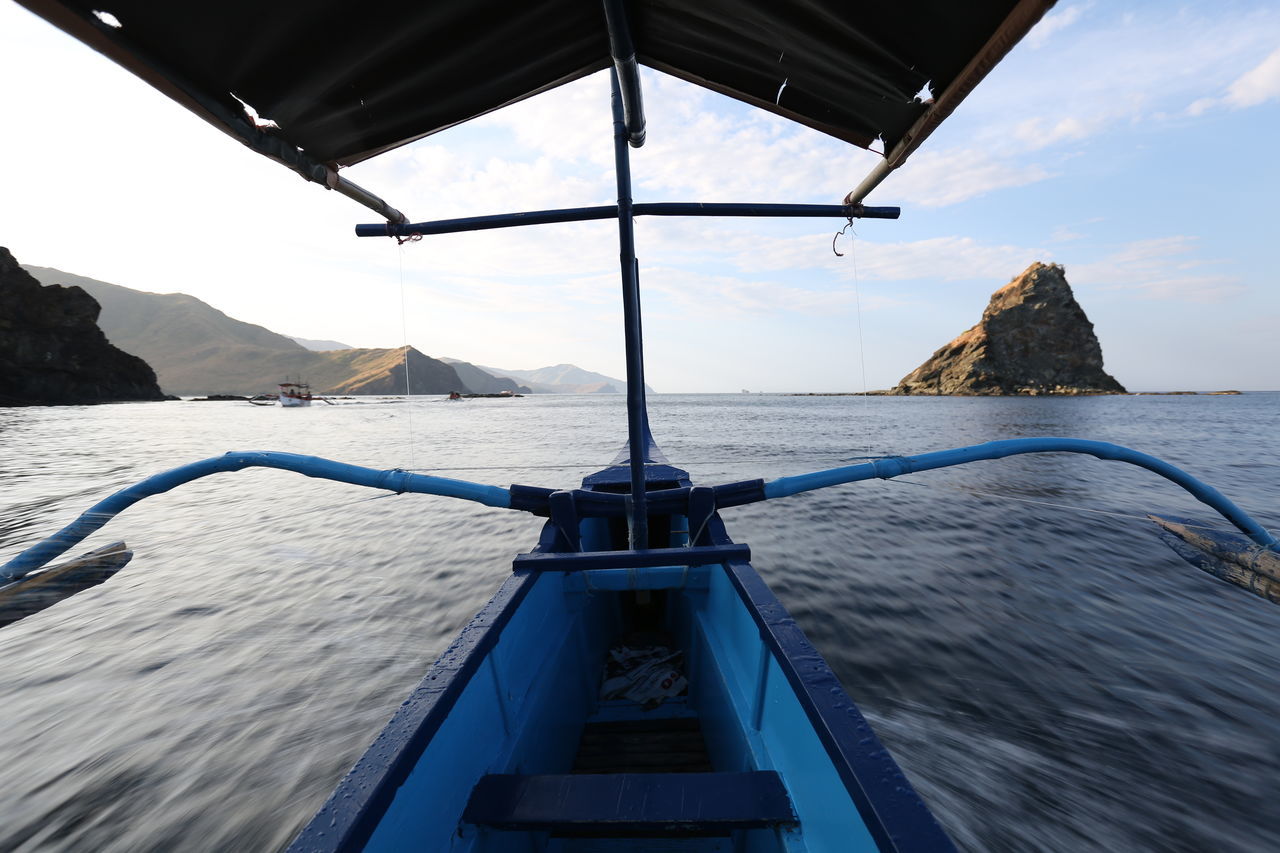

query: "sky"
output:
1 1 1277 393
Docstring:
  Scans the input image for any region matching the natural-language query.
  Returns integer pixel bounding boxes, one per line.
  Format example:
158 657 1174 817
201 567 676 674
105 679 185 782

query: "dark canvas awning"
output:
19 0 1054 213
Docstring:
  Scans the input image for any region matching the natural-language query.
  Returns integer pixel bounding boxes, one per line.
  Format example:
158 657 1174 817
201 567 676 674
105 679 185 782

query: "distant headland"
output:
14 261 645 401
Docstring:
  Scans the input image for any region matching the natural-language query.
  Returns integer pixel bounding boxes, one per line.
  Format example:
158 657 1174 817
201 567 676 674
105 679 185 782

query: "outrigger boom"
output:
5 438 1274 585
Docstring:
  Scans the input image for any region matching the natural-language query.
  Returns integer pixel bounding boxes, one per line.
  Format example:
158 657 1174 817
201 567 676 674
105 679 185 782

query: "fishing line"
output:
397 242 418 470
848 225 872 461
885 476 1237 533
834 219 873 460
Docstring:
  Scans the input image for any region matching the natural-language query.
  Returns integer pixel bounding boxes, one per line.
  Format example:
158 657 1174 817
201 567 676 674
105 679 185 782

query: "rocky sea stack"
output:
0 247 166 405
893 262 1126 396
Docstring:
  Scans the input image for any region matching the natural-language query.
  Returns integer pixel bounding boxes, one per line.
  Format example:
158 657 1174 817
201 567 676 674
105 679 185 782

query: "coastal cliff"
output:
0 247 165 406
893 262 1126 396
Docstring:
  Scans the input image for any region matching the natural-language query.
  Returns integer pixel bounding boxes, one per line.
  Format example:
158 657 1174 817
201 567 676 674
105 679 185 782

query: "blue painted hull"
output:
288 459 951 852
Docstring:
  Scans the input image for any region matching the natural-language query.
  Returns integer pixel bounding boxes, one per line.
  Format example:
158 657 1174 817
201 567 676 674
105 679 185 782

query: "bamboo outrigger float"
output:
7 0 1277 850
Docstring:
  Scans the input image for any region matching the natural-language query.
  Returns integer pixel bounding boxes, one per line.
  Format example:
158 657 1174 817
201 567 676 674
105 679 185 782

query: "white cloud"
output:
949 6 1280 155
851 237 1049 282
1185 97 1216 117
881 148 1053 207
623 217 1048 285
1070 237 1245 302
1025 3 1092 49
1013 115 1108 150
1226 46 1280 107
1189 46 1280 114
638 266 901 316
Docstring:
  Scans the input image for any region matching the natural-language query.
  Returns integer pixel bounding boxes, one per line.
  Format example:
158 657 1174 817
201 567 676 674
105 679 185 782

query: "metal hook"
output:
832 217 854 256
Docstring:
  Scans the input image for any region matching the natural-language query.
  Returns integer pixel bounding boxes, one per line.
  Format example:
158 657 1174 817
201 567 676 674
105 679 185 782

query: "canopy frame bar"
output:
609 67 651 548
844 0 1056 204
603 0 646 147
355 202 899 238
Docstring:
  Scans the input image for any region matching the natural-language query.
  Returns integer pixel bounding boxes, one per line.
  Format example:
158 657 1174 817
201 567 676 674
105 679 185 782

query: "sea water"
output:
0 393 1277 852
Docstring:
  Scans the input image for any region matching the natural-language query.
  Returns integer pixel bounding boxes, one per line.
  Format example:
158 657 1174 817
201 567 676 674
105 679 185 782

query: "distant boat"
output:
279 380 313 407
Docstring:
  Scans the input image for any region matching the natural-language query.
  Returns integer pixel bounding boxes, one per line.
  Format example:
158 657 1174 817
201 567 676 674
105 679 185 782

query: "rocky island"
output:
0 247 165 406
892 262 1126 396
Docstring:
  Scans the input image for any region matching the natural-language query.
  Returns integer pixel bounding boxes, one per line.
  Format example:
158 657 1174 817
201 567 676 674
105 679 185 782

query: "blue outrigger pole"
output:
5 439 1275 586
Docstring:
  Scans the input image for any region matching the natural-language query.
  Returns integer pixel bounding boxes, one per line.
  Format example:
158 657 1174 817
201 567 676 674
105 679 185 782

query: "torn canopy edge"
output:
14 0 408 225
844 0 1055 204
22 0 1052 216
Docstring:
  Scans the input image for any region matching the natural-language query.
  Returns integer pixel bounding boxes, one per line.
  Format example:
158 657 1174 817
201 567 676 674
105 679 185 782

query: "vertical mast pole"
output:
610 68 649 549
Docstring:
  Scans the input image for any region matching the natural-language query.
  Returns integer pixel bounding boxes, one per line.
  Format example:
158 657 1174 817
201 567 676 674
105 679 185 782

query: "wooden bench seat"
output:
463 771 796 836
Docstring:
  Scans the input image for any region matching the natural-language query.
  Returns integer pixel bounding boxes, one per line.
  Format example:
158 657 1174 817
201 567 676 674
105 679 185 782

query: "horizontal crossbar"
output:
512 543 749 572
356 202 899 237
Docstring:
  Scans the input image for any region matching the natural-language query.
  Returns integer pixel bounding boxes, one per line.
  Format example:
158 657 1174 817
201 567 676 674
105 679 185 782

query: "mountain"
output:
440 359 529 394
2 248 165 405
892 262 1126 396
290 336 353 351
22 266 467 396
474 362 654 394
20 265 627 397
315 346 467 395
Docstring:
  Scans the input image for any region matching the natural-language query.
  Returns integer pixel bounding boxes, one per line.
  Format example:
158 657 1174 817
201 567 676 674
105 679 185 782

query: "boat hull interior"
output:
360 562 877 852
292 474 936 852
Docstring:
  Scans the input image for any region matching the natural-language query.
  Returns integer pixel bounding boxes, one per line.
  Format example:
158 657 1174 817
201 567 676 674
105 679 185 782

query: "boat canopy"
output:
18 0 1053 213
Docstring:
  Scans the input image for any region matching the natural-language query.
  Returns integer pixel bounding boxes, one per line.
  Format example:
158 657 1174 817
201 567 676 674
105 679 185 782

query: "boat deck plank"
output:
572 717 713 774
464 771 796 835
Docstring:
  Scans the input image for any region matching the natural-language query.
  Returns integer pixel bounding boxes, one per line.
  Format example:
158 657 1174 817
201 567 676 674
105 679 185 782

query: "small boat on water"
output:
6 1 1277 851
279 380 313 408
